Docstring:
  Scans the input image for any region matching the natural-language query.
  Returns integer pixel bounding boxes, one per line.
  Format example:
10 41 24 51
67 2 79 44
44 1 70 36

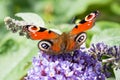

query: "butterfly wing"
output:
23 25 63 54
23 25 60 40
70 10 99 35
66 11 99 51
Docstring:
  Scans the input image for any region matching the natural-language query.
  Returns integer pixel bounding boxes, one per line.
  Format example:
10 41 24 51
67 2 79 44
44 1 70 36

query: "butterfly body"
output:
40 32 69 54
38 32 86 55
6 11 99 55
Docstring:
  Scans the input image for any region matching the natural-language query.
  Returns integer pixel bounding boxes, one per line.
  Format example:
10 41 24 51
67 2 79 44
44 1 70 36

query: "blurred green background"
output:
0 0 120 80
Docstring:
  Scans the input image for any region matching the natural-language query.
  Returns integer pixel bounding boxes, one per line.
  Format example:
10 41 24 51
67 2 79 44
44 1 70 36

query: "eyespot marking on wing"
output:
85 13 95 21
28 25 40 33
38 40 53 52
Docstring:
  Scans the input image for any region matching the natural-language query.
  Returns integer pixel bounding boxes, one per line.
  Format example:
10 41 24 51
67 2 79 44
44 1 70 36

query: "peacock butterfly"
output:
6 11 99 55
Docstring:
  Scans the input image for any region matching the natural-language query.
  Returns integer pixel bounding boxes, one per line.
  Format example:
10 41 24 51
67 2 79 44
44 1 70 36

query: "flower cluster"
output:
4 17 31 38
89 43 120 77
89 43 120 69
25 49 105 80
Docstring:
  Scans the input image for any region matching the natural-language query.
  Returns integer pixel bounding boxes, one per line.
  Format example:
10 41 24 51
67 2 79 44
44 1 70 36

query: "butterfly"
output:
7 11 99 55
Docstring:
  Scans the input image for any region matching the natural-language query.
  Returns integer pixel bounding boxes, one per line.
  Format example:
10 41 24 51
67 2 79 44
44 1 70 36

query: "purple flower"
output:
25 49 105 80
89 43 120 77
89 43 120 65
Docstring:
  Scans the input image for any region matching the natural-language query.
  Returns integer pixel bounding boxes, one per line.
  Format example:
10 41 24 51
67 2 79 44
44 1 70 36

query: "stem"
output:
102 57 115 63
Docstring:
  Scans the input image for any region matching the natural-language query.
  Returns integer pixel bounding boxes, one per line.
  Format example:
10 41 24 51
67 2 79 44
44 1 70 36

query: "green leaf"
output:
15 13 45 27
53 0 111 23
0 0 8 22
91 28 120 46
90 21 120 46
96 21 120 30
111 2 120 15
114 68 120 80
0 33 38 80
107 77 115 80
46 23 74 32
82 21 119 47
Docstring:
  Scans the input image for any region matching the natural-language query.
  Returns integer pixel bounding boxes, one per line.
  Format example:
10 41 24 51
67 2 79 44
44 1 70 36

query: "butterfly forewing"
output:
25 25 60 40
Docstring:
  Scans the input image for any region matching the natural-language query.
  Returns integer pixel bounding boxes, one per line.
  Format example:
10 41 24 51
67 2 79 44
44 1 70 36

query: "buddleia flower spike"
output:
25 49 105 80
89 43 120 77
4 17 34 38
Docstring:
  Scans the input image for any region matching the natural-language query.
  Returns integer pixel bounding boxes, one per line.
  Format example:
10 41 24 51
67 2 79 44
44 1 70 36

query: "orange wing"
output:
24 25 59 40
70 10 99 35
66 11 99 52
